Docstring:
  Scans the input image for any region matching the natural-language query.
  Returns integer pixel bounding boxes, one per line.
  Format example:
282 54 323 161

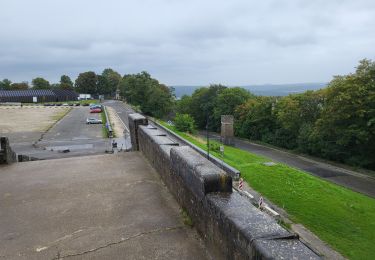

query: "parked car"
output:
89 104 102 109
90 108 102 113
86 118 102 124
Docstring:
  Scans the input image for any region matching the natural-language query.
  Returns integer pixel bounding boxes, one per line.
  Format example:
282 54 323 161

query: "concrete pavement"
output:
0 153 211 259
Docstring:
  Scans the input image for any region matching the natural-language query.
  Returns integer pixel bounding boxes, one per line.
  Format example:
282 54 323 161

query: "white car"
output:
86 118 102 124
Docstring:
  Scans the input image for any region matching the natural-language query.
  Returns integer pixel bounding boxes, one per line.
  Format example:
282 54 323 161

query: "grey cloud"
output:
0 0 374 85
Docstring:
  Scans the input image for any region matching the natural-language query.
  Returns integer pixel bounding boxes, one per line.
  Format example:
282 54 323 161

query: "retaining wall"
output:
130 113 320 260
0 137 17 164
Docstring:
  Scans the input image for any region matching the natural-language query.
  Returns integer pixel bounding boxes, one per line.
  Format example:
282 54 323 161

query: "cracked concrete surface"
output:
0 153 211 260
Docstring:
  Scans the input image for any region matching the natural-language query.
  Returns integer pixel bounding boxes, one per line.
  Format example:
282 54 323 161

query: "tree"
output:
143 84 174 118
32 77 50 89
310 59 375 168
10 82 29 90
50 83 60 89
213 87 253 130
100 68 121 96
235 96 278 143
272 90 324 150
75 71 97 94
0 79 12 90
59 75 74 90
174 113 196 133
119 71 174 118
188 84 227 130
176 95 193 114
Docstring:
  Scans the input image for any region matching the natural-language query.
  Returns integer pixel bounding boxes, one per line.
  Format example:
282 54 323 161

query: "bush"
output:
174 113 195 133
208 142 220 152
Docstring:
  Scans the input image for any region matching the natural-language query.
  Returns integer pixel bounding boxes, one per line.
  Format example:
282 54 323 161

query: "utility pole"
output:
206 113 210 160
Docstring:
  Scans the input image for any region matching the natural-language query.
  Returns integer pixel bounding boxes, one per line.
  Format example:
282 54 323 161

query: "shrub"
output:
174 113 195 133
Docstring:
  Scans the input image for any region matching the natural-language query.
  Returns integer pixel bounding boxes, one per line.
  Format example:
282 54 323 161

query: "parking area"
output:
0 106 109 160
0 106 70 144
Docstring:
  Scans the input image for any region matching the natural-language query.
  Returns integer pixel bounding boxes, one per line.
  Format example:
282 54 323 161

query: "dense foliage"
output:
119 71 174 118
175 59 375 170
174 113 195 133
32 77 51 89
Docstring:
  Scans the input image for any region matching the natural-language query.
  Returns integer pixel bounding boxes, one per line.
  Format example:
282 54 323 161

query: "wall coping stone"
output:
171 146 232 199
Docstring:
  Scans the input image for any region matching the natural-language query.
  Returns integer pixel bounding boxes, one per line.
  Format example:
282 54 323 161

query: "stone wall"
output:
130 113 320 260
151 120 240 180
0 137 17 164
128 113 148 151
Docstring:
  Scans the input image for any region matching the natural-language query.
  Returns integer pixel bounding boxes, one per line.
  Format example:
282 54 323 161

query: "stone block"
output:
170 146 232 199
128 113 148 151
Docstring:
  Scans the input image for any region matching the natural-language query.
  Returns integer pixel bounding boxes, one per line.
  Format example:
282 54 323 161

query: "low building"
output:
78 94 92 100
0 89 78 103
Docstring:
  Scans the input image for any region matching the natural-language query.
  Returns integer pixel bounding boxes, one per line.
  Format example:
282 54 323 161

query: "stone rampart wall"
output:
130 113 320 260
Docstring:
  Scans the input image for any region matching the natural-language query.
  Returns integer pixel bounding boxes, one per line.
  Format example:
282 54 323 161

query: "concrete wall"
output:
130 113 320 260
0 137 17 164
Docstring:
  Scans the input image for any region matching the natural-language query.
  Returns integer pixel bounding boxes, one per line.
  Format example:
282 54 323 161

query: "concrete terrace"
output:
0 153 211 260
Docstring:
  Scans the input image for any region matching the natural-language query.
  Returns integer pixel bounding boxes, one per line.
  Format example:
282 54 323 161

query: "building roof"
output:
0 89 78 97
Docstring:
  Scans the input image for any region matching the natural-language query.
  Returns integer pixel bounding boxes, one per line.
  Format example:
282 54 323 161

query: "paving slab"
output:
0 153 211 260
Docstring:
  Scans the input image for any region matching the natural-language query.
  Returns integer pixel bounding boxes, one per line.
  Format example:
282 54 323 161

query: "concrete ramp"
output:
0 153 210 259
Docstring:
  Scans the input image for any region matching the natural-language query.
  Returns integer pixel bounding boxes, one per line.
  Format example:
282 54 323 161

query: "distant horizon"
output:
171 81 328 87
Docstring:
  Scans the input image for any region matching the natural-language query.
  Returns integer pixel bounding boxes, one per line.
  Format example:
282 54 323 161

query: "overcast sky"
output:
0 0 374 86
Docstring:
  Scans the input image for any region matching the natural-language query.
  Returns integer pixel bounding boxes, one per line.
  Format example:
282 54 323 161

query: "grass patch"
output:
50 107 71 121
181 208 193 227
101 111 109 138
159 120 375 260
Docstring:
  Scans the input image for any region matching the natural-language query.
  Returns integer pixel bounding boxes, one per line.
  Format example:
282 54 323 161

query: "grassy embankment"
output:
100 110 109 138
158 121 375 260
100 106 115 138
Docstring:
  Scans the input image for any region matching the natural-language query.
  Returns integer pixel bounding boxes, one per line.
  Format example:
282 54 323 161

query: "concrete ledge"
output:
171 146 232 199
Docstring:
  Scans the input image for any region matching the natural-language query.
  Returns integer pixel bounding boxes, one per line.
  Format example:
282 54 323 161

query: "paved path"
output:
202 132 375 198
103 100 134 150
0 153 211 260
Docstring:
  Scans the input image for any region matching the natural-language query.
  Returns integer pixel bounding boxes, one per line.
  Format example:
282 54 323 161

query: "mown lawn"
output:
159 121 375 260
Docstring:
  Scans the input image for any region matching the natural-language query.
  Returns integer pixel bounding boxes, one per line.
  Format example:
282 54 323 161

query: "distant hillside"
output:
172 82 327 98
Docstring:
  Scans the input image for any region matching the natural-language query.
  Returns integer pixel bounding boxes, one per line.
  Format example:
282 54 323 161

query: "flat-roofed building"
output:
0 89 78 103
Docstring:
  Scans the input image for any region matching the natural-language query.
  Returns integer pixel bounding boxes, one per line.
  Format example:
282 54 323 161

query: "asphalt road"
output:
103 100 134 128
0 153 211 259
202 132 375 198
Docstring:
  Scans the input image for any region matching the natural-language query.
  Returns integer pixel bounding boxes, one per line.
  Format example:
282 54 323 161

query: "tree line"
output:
1 59 373 169
0 68 122 96
174 59 375 170
0 69 175 119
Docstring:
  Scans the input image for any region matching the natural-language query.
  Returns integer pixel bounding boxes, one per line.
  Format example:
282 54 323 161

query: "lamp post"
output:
206 113 210 160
